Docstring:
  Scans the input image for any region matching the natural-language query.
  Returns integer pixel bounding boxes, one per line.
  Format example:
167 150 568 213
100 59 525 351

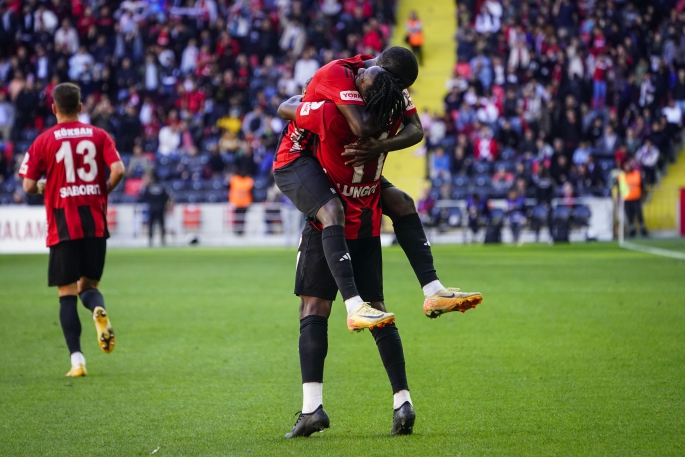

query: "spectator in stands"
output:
430 146 452 180
158 122 181 156
474 125 498 162
417 187 436 226
0 91 14 141
635 138 659 186
405 11 424 65
229 168 254 236
127 144 153 179
492 164 514 194
572 141 592 167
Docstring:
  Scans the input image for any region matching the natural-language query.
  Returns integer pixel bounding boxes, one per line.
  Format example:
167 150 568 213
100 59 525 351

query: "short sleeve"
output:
296 101 328 138
18 141 46 180
403 90 417 116
101 130 121 166
314 64 365 106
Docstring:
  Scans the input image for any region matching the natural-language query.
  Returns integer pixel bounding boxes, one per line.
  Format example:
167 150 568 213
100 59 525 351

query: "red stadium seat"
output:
183 205 201 229
124 178 143 196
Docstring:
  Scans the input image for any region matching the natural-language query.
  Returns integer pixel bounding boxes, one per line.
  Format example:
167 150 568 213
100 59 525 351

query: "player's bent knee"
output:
299 296 333 319
382 188 417 220
77 278 100 294
316 198 345 227
58 283 78 297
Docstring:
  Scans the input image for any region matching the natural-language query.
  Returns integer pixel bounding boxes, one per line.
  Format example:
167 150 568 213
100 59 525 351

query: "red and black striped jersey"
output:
19 122 121 247
273 54 416 171
296 101 401 239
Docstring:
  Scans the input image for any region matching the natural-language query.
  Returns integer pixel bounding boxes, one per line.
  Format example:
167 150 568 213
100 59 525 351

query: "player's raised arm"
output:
337 104 381 138
107 160 125 194
277 95 303 121
343 112 423 166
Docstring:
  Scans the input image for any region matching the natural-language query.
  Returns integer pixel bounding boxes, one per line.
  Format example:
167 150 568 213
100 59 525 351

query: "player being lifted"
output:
20 83 125 377
279 67 415 437
273 47 482 332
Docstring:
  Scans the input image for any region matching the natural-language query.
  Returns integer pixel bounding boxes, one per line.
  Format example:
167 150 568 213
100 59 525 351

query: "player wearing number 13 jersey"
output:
20 83 125 377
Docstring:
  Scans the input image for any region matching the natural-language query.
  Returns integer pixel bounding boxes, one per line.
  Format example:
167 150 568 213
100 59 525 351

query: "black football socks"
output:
371 323 409 393
59 295 82 354
299 315 328 383
393 213 439 287
79 289 105 313
321 225 359 301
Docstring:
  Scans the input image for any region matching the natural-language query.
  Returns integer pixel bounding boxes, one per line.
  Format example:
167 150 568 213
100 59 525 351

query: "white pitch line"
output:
620 241 685 261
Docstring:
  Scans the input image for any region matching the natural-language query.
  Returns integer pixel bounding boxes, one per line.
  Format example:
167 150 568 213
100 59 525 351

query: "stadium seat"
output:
500 148 517 161
452 175 470 188
124 178 143 196
494 160 515 173
431 177 445 188
473 162 492 175
473 174 492 187
552 205 571 222
447 207 463 227
190 180 203 191
206 190 228 203
451 188 468 200
21 129 39 142
253 188 268 202
253 177 269 190
206 178 227 190
155 165 172 181
531 205 549 225
571 205 591 227
0 194 12 205
186 191 205 203
2 181 15 193
15 141 32 154
170 179 187 191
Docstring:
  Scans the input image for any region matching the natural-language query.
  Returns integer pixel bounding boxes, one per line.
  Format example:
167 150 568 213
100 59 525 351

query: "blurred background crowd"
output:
419 0 683 236
0 0 398 205
0 0 682 241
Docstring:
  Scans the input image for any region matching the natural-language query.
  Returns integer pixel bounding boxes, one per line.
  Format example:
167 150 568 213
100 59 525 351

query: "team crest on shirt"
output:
339 90 363 102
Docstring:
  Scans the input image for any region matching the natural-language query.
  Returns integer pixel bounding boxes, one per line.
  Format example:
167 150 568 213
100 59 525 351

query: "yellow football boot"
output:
66 363 87 377
423 288 483 319
347 302 395 333
93 306 116 353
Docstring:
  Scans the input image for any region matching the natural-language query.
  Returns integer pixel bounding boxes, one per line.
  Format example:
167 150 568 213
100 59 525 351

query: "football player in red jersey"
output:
274 47 482 329
20 83 125 377
279 67 417 438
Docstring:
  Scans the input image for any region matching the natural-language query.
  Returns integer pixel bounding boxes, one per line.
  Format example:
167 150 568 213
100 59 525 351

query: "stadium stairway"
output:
382 0 456 200
644 147 685 232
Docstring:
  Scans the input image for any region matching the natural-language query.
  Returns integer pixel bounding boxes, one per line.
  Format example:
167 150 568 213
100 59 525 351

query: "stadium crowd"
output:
420 0 684 234
0 0 398 205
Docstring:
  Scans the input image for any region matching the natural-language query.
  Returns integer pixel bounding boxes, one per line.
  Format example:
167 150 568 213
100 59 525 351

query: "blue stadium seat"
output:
186 191 205 203
451 188 468 200
206 190 228 203
155 165 172 181
447 207 463 227
253 188 268 202
473 174 492 187
431 177 445 188
473 162 492 175
170 179 187 191
489 207 505 225
15 141 32 153
253 177 269 190
494 160 515 173
190 180 203 191
452 175 470 188
571 205 591 226
531 205 549 224
0 194 13 205
552 205 571 222
500 148 517 161
205 178 226 190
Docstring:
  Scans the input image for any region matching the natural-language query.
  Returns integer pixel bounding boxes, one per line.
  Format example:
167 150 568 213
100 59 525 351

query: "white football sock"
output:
393 390 412 409
302 382 323 414
422 280 445 297
344 296 364 314
70 352 85 367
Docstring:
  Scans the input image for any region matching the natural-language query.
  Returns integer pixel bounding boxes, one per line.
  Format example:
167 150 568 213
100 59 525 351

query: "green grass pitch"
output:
1 243 684 456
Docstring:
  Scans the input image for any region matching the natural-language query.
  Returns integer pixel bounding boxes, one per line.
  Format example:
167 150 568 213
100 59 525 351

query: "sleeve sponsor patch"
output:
339 90 363 102
403 89 416 112
299 101 324 116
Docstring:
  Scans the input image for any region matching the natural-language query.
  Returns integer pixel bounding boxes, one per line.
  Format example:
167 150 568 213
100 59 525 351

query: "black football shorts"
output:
48 237 107 287
274 155 340 220
294 223 384 302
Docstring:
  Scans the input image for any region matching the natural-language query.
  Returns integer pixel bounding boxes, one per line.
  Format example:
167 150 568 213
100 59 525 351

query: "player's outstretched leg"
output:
346 302 395 333
382 186 483 318
79 287 115 353
370 319 415 435
287 307 331 438
60 295 87 377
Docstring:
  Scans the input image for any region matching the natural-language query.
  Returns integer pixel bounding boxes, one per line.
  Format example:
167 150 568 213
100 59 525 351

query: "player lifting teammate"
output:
273 47 482 330
20 83 125 377
280 66 416 437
